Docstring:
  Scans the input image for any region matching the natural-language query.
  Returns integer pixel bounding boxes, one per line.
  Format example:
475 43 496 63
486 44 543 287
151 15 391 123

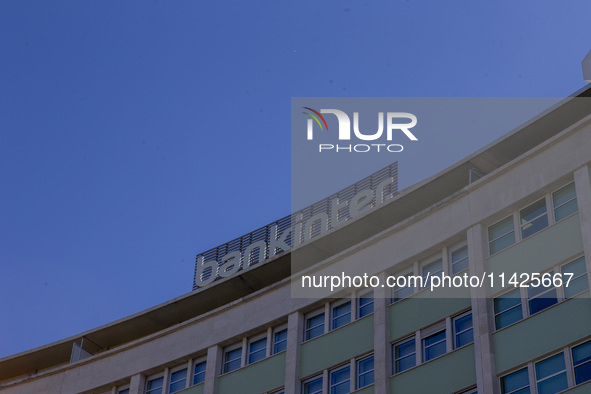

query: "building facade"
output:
1 89 591 394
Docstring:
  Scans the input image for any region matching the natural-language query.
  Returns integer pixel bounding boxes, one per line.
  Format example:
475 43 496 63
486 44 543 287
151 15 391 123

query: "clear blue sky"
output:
0 1 589 358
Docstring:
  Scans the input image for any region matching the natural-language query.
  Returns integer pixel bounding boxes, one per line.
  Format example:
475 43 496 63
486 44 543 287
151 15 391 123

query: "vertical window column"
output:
349 358 356 392
373 271 390 393
128 374 146 394
203 345 222 394
185 359 194 390
574 165 591 293
162 368 170 394
266 327 273 358
284 312 303 394
241 337 248 368
467 223 500 394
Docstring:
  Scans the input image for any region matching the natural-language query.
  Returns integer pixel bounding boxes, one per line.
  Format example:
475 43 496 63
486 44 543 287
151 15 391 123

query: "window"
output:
223 346 242 373
118 389 130 394
562 256 588 298
145 377 164 394
422 258 443 287
305 311 325 340
501 368 529 394
451 245 469 274
332 301 351 329
489 216 515 254
572 341 591 385
303 376 323 394
553 182 578 221
423 330 446 361
520 198 548 239
493 256 588 331
248 336 267 364
527 276 558 315
494 288 523 329
453 312 474 348
358 291 374 318
330 365 350 394
459 388 477 394
193 361 206 385
500 341 591 393
357 355 374 388
394 338 416 373
273 327 287 354
169 368 187 393
392 273 414 302
535 353 567 394
489 187 577 255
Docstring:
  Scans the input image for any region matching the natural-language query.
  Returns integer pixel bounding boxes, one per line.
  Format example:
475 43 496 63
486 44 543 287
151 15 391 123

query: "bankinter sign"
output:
193 164 398 288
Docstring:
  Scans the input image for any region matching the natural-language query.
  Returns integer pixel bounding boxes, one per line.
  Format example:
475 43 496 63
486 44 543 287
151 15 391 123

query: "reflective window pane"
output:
358 293 374 317
553 183 578 221
562 257 588 298
555 200 578 221
394 339 416 373
490 233 516 254
536 354 567 394
146 377 163 394
528 288 557 315
494 289 523 329
452 246 469 274
193 361 206 385
330 366 350 394
424 331 446 361
248 338 266 364
273 328 288 354
332 302 351 329
304 376 323 394
489 216 514 241
454 313 473 348
169 369 187 393
306 313 325 340
501 368 529 394
573 341 591 384
223 348 242 373
358 356 374 388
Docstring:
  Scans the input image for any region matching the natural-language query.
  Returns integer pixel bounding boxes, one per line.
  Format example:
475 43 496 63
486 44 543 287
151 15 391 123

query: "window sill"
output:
220 351 286 376
493 290 590 334
352 383 374 393
391 343 474 377
488 212 579 258
303 314 373 344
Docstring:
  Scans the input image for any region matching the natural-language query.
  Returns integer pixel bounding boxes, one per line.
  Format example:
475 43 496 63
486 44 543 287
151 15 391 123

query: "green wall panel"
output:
217 352 285 394
389 344 476 394
353 385 374 394
389 285 471 340
563 381 591 393
487 214 583 295
300 315 374 378
493 293 591 373
174 384 204 394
